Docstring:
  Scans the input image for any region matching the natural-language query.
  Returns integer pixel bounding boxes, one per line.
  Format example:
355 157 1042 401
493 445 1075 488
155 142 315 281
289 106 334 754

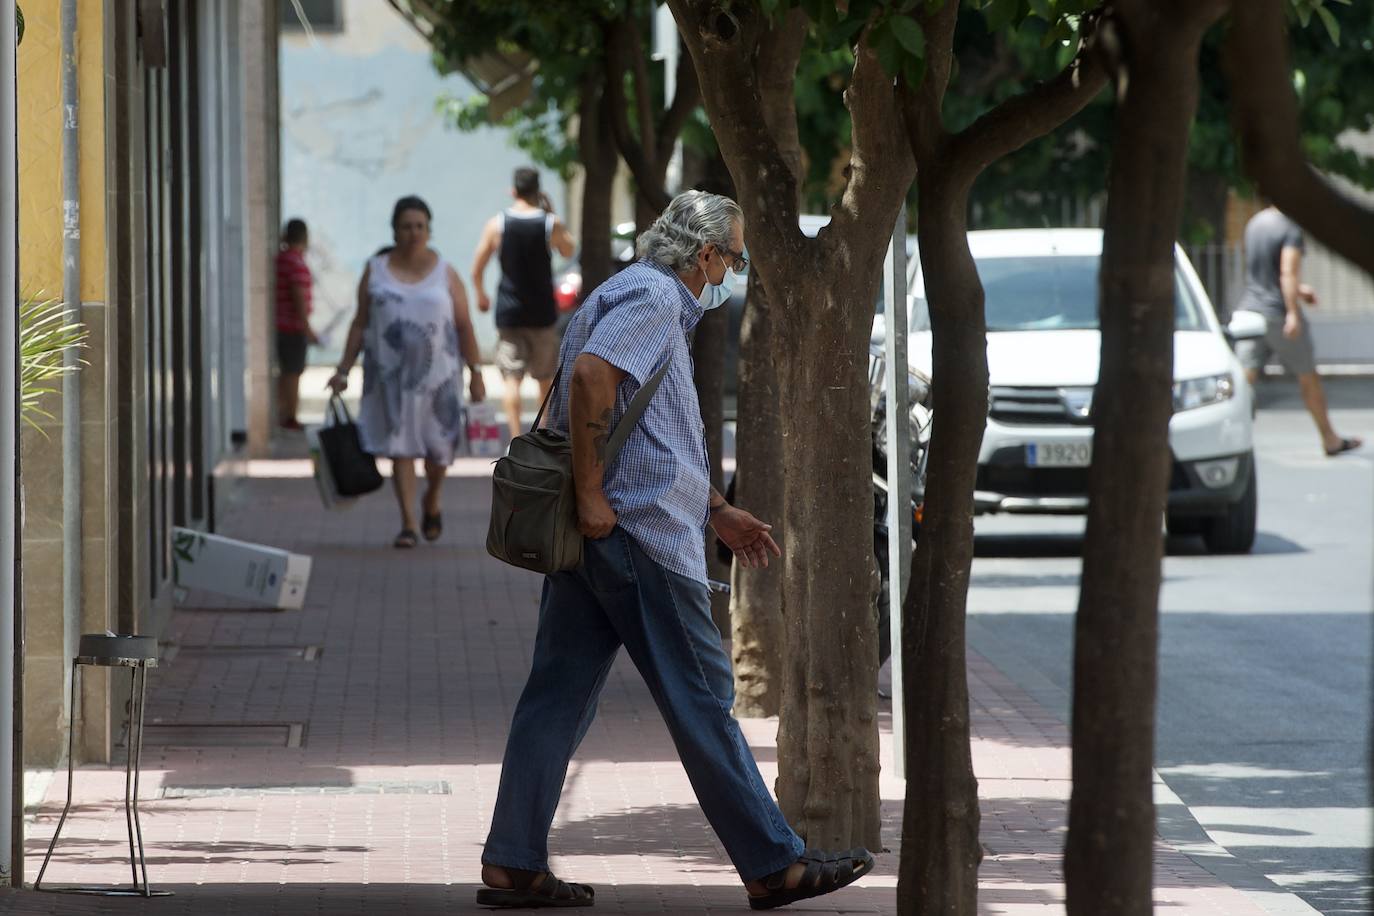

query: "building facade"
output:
17 0 279 770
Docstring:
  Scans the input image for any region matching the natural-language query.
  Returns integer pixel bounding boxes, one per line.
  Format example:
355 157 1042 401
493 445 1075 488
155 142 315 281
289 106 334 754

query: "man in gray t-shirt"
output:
1235 206 1361 456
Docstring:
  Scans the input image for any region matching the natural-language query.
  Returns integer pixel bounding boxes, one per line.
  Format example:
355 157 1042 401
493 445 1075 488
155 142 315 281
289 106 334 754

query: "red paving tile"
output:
1 463 1278 914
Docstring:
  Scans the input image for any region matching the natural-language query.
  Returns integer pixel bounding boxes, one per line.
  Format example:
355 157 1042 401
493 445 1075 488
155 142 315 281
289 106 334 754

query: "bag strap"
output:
529 355 673 464
328 393 355 427
604 357 671 464
531 366 561 432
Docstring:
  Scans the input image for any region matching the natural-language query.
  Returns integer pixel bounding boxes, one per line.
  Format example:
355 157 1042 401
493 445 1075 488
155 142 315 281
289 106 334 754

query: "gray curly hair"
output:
636 190 743 273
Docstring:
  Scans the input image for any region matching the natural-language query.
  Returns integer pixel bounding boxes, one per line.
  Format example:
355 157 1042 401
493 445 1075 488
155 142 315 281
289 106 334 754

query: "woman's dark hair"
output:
391 195 432 229
282 217 308 245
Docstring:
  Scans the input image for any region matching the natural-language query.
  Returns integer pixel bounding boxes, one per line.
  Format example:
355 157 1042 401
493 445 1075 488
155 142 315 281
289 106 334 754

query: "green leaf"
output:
760 0 780 16
1315 4 1340 44
982 0 1021 33
871 21 901 77
1027 0 1052 20
889 15 925 57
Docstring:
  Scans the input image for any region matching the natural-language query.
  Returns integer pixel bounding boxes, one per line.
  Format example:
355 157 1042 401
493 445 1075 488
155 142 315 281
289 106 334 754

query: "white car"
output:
887 228 1261 554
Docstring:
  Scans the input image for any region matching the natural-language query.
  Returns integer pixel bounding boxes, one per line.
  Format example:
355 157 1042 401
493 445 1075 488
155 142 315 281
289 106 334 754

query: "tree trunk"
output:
1065 6 1219 913
772 255 884 850
670 0 904 850
724 10 793 715
730 268 784 717
897 174 986 914
577 81 617 297
692 303 730 632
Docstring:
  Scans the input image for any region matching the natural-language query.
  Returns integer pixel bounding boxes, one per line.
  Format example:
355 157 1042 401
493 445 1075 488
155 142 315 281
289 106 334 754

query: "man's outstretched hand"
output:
712 506 782 569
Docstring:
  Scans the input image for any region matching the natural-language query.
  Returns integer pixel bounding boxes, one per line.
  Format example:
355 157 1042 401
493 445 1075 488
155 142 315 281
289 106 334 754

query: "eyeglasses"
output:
716 245 749 273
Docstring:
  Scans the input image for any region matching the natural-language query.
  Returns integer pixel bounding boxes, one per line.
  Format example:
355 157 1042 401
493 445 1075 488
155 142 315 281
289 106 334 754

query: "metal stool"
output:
35 634 172 897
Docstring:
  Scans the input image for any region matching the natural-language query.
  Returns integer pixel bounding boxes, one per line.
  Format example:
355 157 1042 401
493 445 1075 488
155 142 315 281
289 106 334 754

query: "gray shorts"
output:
1234 310 1317 376
496 325 559 381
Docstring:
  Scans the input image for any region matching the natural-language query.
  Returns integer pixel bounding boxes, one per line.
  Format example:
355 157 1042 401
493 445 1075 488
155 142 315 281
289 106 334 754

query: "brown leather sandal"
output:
475 870 594 909
748 848 874 910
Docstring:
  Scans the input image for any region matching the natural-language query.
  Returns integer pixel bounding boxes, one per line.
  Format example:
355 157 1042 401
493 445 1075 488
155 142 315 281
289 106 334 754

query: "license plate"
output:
1026 442 1091 467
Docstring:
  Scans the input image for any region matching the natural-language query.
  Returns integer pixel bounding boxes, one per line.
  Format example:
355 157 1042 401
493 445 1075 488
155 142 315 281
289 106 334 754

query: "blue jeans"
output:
482 528 804 882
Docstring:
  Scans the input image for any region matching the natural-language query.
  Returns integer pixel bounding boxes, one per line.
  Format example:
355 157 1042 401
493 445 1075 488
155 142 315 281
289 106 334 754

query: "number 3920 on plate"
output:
1026 442 1092 467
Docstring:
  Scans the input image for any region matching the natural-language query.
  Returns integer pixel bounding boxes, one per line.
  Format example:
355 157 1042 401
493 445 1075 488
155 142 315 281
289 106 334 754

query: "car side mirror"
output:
1226 310 1268 343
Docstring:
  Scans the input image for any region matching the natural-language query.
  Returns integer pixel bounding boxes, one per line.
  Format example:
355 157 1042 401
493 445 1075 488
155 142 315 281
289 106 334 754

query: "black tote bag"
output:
318 394 384 497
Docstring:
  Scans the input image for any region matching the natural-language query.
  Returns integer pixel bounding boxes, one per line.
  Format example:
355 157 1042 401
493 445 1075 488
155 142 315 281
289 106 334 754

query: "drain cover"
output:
162 645 321 663
143 723 304 748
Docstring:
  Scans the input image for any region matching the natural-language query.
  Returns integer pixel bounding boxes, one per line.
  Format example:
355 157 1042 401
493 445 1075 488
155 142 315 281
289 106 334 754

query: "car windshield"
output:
910 254 1209 332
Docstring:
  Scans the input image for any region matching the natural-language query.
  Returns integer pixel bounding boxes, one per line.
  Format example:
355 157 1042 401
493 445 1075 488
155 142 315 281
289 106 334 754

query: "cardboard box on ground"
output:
171 527 312 611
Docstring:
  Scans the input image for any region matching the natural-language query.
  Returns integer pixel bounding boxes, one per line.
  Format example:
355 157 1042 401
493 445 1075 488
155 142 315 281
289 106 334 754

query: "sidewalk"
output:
0 455 1301 914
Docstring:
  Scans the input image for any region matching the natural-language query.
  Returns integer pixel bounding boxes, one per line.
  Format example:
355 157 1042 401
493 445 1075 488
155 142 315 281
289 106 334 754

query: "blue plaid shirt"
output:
548 260 711 583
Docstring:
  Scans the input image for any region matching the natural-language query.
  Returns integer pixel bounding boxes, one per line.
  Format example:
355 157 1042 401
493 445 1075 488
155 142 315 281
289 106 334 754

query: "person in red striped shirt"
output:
276 218 318 430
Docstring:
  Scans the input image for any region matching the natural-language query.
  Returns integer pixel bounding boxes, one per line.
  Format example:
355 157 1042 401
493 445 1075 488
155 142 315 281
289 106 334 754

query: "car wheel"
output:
1165 514 1205 537
1201 459 1257 554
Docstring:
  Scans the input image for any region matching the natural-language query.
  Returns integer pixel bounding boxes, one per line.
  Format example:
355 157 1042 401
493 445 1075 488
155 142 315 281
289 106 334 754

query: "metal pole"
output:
0 0 19 886
883 204 911 776
60 0 83 761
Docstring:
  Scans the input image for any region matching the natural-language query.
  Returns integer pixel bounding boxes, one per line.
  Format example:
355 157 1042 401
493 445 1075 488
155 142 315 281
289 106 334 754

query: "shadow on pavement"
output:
972 530 1306 559
1253 376 1374 413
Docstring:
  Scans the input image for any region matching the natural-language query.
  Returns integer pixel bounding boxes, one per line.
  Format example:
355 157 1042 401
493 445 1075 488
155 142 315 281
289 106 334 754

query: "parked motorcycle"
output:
720 347 931 666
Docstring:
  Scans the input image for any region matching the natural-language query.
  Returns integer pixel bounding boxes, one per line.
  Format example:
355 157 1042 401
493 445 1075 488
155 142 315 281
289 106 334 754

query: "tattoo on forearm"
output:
588 409 612 465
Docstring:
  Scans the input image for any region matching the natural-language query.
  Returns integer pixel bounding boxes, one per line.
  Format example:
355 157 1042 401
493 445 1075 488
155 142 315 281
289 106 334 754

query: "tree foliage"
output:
390 0 615 177
969 0 1370 238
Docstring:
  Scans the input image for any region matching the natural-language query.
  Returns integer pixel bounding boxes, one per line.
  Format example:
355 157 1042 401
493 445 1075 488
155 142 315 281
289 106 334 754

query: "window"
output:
280 0 344 33
910 254 1208 332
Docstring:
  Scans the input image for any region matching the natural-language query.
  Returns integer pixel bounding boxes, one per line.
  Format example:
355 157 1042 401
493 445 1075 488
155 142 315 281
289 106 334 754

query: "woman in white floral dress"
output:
329 196 486 548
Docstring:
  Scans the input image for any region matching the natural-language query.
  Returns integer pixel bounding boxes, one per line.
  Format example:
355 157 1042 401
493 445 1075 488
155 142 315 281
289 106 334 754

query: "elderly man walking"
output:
478 191 875 910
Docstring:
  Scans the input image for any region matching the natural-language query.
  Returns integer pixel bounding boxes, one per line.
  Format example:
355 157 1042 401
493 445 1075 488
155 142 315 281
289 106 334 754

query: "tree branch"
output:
624 15 660 171
666 0 807 261
1224 0 1374 276
657 38 701 168
605 16 672 213
900 0 960 162
834 30 916 234
946 10 1108 178
756 8 808 186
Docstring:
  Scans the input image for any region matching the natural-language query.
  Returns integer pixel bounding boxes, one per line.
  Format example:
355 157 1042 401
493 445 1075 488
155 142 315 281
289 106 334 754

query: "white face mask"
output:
697 251 739 311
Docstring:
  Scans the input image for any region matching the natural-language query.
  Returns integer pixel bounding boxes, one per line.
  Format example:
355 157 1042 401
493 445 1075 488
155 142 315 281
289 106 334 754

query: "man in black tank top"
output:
473 167 576 441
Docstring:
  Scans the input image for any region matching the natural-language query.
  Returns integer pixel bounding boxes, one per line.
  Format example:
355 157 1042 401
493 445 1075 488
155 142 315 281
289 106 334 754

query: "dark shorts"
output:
276 330 308 376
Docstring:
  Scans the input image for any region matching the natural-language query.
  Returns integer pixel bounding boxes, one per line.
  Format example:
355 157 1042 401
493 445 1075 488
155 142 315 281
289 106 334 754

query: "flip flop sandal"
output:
1325 437 1363 457
475 871 594 909
393 529 419 549
422 512 442 542
748 848 875 911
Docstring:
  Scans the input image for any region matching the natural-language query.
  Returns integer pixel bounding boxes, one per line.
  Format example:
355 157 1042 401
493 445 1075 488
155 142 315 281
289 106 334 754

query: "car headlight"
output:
1173 373 1235 412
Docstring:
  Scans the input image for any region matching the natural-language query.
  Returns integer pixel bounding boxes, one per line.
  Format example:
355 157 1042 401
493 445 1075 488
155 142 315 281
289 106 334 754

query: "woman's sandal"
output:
422 511 442 542
1325 437 1363 457
393 529 419 549
747 848 875 911
475 870 594 909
